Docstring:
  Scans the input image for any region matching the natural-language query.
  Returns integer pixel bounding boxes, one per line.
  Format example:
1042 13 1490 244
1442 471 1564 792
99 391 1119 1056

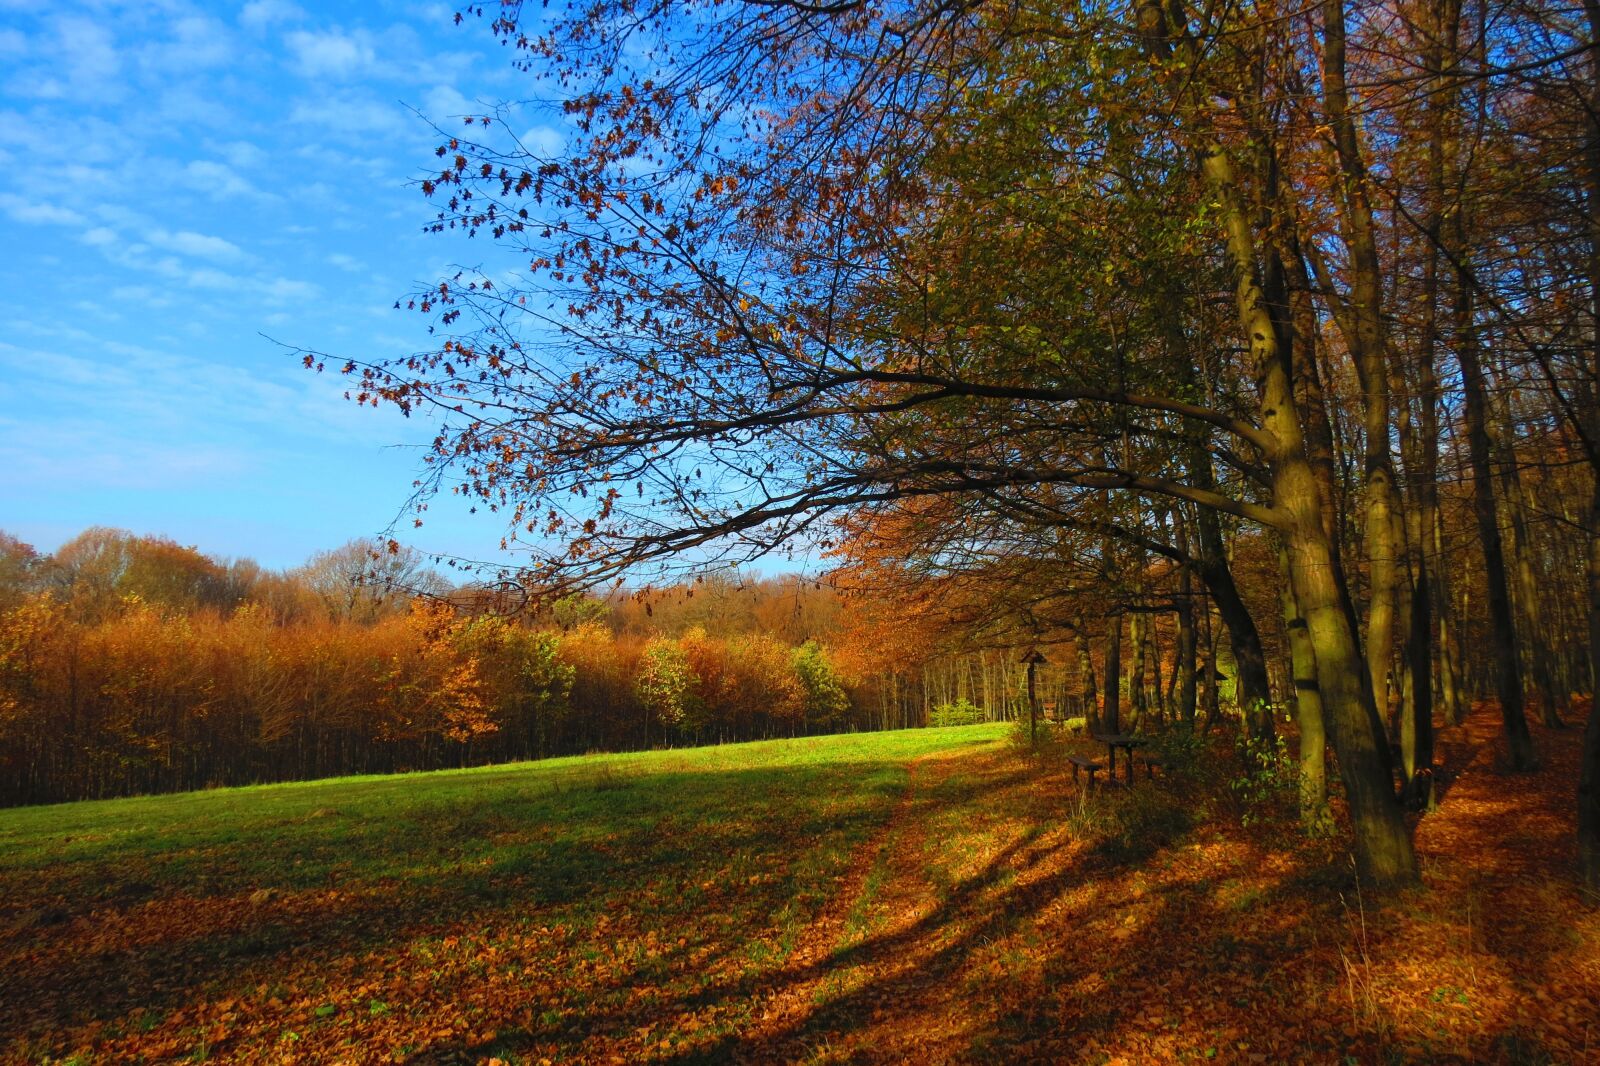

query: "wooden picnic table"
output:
1092 733 1148 784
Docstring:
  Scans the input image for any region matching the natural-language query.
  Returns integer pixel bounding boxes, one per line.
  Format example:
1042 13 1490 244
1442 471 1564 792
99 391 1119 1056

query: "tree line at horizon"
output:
0 527 1074 806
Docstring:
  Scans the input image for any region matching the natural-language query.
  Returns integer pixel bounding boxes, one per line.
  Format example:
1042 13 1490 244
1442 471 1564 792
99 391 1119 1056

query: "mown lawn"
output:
3 711 1597 1065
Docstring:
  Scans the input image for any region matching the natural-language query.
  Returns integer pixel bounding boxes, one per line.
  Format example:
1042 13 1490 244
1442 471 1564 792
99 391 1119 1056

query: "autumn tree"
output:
328 0 1436 882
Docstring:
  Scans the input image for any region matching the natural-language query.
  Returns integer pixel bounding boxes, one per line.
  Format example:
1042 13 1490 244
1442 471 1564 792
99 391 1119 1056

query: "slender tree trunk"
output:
1435 492 1466 725
1490 394 1565 726
1130 610 1148 732
1401 15 1449 797
1178 588 1198 728
1076 618 1099 731
1403 566 1435 808
1576 0 1600 889
1455 281 1535 770
1190 447 1273 721
1104 612 1122 735
1583 484 1600 886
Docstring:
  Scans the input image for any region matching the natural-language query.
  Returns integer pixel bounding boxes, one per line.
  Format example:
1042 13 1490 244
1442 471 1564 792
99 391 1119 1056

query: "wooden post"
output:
1020 649 1048 746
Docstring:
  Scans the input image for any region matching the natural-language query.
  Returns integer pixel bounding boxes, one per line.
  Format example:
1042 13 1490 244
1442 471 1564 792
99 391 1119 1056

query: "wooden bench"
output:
1139 755 1173 780
1066 753 1105 786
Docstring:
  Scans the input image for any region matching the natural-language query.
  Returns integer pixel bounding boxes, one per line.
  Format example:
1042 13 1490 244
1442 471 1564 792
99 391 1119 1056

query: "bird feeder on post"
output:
1019 648 1048 745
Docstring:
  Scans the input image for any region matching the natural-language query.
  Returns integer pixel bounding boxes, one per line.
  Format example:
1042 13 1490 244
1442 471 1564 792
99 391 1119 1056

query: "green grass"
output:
1 723 1006 1063
2 725 1003 899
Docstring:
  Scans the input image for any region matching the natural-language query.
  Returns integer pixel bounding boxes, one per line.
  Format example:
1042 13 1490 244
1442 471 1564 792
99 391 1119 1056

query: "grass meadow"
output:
3 713 1597 1064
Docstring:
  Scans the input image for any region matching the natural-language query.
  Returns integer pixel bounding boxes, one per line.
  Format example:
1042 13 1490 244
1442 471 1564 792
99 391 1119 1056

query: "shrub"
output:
929 698 985 727
1230 731 1298 827
635 637 703 732
1008 715 1070 761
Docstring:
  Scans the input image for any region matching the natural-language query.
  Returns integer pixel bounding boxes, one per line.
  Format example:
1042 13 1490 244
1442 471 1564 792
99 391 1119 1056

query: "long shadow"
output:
422 762 1050 1053
0 759 916 1049
386 759 1065 1063
627 792 1197 1062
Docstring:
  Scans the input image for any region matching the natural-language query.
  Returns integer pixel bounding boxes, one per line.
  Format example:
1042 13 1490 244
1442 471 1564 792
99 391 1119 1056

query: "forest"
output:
309 0 1600 890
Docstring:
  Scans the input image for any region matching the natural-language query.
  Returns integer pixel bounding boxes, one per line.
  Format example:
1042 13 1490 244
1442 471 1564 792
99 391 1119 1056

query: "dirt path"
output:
729 746 1081 1063
1400 702 1600 1058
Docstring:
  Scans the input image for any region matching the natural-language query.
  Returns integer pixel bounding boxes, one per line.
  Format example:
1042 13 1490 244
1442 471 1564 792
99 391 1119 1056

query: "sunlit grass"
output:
1 724 1007 1063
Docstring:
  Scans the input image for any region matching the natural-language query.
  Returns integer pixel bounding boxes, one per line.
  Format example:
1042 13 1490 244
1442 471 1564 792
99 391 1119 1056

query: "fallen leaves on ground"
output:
1 708 1596 1064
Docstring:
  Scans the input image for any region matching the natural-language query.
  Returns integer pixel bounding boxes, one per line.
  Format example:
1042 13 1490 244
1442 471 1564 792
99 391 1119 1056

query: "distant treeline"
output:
0 528 1029 805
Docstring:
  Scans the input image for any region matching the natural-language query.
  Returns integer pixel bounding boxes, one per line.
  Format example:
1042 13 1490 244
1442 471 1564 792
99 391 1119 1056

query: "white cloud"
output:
109 284 173 309
289 93 405 135
286 28 376 79
39 17 123 102
80 226 118 247
328 252 364 272
261 277 319 303
138 15 232 72
219 140 267 170
518 125 565 157
186 266 245 290
180 159 275 202
148 228 246 262
423 84 471 121
156 86 235 129
0 193 84 227
239 0 305 33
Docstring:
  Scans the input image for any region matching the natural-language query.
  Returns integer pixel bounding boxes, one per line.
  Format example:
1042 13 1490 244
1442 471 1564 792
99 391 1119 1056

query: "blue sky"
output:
0 0 556 569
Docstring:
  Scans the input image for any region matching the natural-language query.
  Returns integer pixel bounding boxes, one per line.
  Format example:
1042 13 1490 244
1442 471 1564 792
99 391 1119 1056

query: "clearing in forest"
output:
1 711 1596 1064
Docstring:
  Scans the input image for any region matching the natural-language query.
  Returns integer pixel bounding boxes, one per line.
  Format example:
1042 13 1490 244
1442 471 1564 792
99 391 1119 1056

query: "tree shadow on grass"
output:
0 759 913 1052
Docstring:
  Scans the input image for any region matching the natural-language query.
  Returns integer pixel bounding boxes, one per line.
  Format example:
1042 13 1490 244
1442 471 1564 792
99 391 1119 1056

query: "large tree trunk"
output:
1322 0 1405 726
1280 547 1331 829
1203 145 1417 886
1283 236 1366 656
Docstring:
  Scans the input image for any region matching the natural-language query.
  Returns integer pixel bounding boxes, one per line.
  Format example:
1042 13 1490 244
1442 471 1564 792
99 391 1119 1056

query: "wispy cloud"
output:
0 193 84 227
136 15 233 72
179 159 277 203
286 28 377 79
14 17 125 102
289 92 407 135
240 0 306 33
148 228 247 263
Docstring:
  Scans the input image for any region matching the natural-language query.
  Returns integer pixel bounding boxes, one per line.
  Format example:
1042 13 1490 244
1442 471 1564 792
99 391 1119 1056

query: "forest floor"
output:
1 706 1596 1065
